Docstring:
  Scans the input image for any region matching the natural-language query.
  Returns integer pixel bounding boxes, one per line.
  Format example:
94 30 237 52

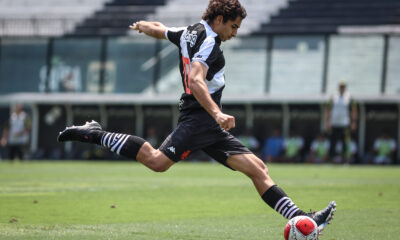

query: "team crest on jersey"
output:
183 31 198 47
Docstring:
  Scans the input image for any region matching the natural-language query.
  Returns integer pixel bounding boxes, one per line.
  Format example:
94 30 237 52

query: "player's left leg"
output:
57 120 175 172
226 153 336 231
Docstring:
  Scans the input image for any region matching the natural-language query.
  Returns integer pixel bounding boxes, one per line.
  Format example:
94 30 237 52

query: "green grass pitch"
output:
0 161 399 240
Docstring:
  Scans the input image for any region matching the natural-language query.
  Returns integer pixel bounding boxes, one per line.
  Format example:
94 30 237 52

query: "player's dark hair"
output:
202 0 247 24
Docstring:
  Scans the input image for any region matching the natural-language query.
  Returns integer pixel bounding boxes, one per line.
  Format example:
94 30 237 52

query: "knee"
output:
147 152 173 173
250 159 270 179
256 159 269 174
139 148 172 173
152 162 171 172
147 159 171 172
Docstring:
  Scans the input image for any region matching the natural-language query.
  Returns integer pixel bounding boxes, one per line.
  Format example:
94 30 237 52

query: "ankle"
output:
90 130 104 145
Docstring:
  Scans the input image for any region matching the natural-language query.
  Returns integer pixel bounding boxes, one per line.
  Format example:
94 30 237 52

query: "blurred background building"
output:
0 0 399 164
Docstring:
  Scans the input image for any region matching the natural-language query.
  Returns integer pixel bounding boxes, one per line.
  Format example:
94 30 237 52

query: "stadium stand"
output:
147 0 288 35
0 0 110 36
70 0 167 36
255 0 400 34
0 0 290 37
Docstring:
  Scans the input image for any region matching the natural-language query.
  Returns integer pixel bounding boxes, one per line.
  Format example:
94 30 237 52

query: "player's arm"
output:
189 61 235 131
1 124 9 147
129 21 167 40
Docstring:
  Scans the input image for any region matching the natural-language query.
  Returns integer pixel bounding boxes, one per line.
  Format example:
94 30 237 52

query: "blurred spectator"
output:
333 139 357 164
325 81 357 163
306 132 330 164
282 129 304 163
373 132 396 165
1 103 31 161
261 128 283 162
237 128 260 152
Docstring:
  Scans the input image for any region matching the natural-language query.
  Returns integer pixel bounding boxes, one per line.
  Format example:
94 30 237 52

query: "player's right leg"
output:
226 153 336 232
57 120 174 172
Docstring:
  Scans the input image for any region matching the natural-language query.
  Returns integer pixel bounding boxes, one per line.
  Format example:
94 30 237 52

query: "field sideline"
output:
0 161 399 240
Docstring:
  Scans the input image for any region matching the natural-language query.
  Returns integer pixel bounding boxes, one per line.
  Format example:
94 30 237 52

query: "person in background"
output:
236 128 260 152
282 129 304 163
1 103 31 161
334 139 357 164
307 132 330 164
261 128 284 162
373 132 396 165
325 81 357 163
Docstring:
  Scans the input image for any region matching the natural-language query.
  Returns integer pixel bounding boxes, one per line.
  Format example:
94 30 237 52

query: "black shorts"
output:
159 109 251 168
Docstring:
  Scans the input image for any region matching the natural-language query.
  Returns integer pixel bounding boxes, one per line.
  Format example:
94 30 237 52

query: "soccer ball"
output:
284 216 319 240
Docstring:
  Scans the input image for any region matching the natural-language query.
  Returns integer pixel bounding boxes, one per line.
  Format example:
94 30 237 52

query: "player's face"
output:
219 16 242 41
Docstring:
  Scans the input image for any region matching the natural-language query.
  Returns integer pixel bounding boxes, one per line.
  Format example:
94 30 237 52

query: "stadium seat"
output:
0 0 109 36
148 0 289 35
254 0 400 34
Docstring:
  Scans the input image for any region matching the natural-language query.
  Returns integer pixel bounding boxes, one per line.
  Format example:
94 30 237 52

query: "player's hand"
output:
215 112 235 131
326 122 331 131
13 131 23 137
351 121 357 131
1 137 6 147
129 21 142 33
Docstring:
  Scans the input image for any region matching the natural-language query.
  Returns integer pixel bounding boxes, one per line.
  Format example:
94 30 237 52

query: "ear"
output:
216 15 224 24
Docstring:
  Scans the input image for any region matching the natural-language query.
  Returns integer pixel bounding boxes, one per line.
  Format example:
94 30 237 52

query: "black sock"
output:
93 131 146 159
261 185 307 219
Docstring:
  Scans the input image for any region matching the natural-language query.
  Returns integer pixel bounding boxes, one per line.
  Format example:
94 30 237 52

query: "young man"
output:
1 103 31 161
58 0 336 231
325 81 358 163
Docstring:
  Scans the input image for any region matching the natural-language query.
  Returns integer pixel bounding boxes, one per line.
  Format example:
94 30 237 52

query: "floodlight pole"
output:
30 103 39 154
65 105 73 154
380 35 389 94
282 103 290 138
245 104 254 130
398 104 400 164
135 105 144 138
357 103 366 161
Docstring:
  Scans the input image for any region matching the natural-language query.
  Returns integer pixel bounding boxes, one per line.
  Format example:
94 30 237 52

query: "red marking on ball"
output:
284 223 291 240
295 217 316 236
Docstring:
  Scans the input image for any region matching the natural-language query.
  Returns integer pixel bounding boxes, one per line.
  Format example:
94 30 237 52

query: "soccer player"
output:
58 0 336 231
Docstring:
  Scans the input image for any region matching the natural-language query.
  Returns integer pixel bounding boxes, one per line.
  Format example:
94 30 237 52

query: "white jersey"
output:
165 20 225 111
8 111 30 145
330 91 351 127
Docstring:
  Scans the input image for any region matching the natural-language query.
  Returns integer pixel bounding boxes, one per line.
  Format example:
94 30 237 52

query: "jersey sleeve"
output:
192 37 219 68
165 27 185 47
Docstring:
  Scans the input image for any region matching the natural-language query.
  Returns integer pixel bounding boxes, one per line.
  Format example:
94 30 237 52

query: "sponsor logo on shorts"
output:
180 150 191 160
168 146 176 154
